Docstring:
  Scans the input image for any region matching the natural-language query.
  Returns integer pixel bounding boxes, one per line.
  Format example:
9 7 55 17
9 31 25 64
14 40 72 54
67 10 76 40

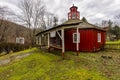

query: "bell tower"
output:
68 4 80 19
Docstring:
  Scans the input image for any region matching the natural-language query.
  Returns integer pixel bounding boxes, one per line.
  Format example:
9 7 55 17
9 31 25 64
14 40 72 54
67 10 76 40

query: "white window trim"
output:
50 31 56 38
73 33 80 43
16 37 25 44
98 33 101 42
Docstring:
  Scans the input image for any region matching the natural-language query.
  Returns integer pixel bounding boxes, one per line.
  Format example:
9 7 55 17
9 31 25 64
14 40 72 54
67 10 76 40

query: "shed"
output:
36 5 106 58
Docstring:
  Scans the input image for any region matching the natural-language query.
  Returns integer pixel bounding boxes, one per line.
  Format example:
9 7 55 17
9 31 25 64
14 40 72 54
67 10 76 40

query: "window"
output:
73 33 80 43
68 13 71 19
50 31 56 38
72 13 76 19
16 37 25 44
98 33 101 42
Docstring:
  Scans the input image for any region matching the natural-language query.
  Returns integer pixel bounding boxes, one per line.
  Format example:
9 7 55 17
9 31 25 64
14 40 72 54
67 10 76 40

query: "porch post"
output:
39 36 42 49
37 36 39 45
48 33 50 49
62 29 65 59
76 27 79 56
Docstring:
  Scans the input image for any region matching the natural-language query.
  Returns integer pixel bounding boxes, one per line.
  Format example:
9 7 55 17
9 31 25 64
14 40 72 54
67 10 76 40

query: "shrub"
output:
0 43 31 54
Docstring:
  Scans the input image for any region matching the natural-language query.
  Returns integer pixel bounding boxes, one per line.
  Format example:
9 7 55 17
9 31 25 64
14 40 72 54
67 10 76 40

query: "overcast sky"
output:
0 0 120 24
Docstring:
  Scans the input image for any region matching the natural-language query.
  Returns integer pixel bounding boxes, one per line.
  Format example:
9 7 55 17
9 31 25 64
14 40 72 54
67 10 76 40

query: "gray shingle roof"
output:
36 19 105 36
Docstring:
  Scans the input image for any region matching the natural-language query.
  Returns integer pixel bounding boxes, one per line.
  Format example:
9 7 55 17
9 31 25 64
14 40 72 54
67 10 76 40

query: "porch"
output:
36 28 80 59
35 20 82 59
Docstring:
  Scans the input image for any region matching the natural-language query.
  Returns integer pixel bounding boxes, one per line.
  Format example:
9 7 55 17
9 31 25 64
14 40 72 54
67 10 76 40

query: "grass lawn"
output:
106 40 120 44
0 48 120 80
0 48 37 60
105 40 120 49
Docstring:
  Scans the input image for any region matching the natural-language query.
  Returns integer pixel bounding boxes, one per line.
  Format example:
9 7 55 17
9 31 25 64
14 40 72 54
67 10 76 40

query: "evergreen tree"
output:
113 25 120 40
107 20 113 40
53 16 58 27
82 17 88 22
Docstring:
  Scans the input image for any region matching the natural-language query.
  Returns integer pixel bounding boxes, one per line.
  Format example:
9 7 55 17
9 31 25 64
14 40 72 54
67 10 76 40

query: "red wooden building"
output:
36 5 106 58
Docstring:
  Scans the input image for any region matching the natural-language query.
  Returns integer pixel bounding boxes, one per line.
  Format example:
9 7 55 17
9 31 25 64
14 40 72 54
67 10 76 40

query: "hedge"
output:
0 43 31 54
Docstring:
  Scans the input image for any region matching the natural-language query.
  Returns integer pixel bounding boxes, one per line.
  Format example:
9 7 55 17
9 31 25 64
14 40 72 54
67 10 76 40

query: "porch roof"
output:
36 19 105 36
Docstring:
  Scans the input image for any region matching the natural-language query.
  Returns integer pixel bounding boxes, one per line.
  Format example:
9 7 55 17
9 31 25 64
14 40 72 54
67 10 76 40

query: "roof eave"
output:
35 22 81 36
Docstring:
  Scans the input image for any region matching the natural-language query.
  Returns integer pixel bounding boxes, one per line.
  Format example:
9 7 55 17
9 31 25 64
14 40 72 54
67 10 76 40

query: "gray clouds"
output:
0 0 120 24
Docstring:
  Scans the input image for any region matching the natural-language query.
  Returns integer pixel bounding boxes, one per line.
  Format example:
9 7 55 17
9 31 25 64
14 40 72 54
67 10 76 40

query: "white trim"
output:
73 33 80 43
16 37 25 44
62 29 65 53
76 27 79 51
39 36 41 45
48 33 50 48
98 33 101 42
37 37 39 45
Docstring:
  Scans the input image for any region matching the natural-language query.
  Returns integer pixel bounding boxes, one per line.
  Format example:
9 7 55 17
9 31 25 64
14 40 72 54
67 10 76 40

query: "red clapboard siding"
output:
79 29 94 51
93 30 106 51
65 29 106 52
65 29 76 51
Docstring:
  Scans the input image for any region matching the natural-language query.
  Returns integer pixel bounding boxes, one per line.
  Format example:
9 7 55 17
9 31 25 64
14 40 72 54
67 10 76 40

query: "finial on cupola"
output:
68 4 80 20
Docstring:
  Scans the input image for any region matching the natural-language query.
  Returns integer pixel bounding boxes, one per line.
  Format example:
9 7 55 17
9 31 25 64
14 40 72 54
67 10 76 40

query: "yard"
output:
0 48 120 80
105 40 120 50
106 40 120 44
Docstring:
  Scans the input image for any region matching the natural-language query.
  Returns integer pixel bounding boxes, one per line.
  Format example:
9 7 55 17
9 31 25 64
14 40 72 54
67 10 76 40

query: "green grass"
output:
0 48 120 80
105 40 120 49
0 48 36 60
106 40 120 44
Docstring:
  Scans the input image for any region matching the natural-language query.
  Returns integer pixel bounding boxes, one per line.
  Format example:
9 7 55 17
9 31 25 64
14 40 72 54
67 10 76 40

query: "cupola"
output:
68 4 80 19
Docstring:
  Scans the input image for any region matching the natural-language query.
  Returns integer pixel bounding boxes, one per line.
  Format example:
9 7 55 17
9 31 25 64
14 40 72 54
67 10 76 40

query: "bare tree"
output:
101 20 108 27
0 6 12 42
45 12 54 29
17 0 46 45
114 14 120 26
60 18 66 24
53 16 58 27
113 25 120 40
0 6 7 27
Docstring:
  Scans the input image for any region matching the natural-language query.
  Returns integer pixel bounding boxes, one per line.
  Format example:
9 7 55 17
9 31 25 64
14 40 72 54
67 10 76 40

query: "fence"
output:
105 44 120 50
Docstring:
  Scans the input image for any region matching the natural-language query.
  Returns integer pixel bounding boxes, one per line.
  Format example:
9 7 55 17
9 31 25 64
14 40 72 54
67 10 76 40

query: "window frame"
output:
98 33 101 43
73 33 80 43
72 12 76 19
16 37 25 44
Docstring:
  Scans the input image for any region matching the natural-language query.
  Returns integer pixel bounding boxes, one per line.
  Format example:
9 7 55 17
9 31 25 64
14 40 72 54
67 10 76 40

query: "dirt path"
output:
0 52 33 66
